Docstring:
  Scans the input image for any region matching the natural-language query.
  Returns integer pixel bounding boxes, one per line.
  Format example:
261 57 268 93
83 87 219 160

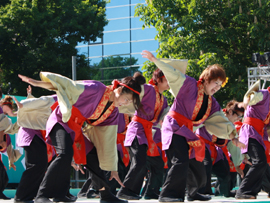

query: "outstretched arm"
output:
18 74 54 90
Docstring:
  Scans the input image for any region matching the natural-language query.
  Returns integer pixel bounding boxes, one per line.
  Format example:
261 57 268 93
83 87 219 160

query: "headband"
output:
148 75 165 86
2 102 12 106
112 80 140 95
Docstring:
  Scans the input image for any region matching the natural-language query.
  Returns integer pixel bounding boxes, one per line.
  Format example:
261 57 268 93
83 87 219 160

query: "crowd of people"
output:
0 50 269 203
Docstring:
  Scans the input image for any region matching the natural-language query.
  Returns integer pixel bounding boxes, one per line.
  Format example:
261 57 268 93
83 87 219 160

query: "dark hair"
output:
199 64 226 84
224 100 245 114
151 69 164 85
2 95 14 110
120 72 145 111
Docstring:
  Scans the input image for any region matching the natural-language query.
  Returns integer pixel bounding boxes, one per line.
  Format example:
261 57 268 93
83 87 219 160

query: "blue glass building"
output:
76 0 159 82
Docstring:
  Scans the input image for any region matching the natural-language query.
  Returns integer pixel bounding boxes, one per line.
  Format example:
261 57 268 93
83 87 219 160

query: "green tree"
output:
136 0 270 106
91 56 141 85
0 0 107 97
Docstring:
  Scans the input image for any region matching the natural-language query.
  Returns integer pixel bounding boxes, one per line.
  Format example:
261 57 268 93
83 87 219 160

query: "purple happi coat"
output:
239 89 270 154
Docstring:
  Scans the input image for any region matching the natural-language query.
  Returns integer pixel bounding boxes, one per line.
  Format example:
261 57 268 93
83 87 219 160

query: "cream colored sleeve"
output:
226 141 243 166
82 125 118 171
159 106 170 122
118 84 145 115
5 122 20 135
248 91 264 106
6 144 22 167
204 110 237 139
39 72 84 122
154 59 187 97
17 96 56 130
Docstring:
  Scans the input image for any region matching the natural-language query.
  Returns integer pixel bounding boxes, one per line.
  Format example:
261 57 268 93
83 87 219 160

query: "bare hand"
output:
232 138 246 149
235 165 244 178
243 156 252 166
71 161 85 174
18 74 39 87
109 171 125 188
13 97 23 109
10 163 16 171
141 50 158 62
27 85 32 95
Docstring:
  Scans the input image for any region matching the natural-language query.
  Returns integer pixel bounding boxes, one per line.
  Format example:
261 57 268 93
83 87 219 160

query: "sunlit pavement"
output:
2 191 270 203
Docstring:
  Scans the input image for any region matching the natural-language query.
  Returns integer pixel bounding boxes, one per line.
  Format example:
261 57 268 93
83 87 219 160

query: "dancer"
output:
117 68 169 200
236 80 270 199
142 50 245 202
18 71 144 203
197 100 245 198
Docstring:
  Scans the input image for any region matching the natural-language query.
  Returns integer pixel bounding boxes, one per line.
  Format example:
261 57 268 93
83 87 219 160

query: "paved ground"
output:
2 192 270 203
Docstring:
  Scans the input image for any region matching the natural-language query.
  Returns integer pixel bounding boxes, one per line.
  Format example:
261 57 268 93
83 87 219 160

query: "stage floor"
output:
2 191 270 203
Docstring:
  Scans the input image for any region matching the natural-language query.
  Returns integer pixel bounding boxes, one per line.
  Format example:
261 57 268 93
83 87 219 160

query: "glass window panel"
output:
131 0 145 4
90 37 102 44
76 41 88 47
107 0 129 7
89 57 103 66
131 17 144 29
131 28 156 41
104 18 129 31
106 6 129 19
76 46 89 57
131 40 159 53
104 43 130 56
104 30 130 44
89 45 102 57
131 53 157 66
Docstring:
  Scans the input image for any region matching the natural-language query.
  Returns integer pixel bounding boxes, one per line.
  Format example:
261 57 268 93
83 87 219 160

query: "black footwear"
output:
53 196 76 202
100 190 128 203
225 190 236 198
116 188 140 200
0 192 10 200
14 200 34 203
87 189 100 199
66 191 77 201
159 197 184 202
187 193 211 201
235 194 256 199
144 193 159 199
34 197 52 203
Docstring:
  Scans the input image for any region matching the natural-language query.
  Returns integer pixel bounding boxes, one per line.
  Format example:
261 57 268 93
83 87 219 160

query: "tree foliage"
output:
0 0 107 97
136 0 270 106
91 56 141 85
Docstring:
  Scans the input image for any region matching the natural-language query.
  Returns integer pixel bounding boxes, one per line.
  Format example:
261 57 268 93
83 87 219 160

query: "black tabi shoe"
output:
34 197 52 203
14 200 34 203
66 191 77 201
100 190 128 203
144 192 159 200
225 190 236 198
53 196 76 203
159 197 184 203
87 189 100 199
116 187 140 200
187 193 211 201
235 194 256 199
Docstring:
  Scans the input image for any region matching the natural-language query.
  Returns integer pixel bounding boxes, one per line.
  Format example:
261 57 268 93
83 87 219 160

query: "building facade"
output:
76 0 159 82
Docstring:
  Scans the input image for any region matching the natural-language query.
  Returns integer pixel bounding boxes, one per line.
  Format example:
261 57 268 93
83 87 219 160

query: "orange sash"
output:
40 130 54 163
117 133 129 167
199 136 217 165
168 111 205 162
50 86 115 165
132 116 160 156
243 117 270 163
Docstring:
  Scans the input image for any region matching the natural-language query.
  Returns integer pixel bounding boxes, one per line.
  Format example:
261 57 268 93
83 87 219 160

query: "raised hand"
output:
141 50 158 62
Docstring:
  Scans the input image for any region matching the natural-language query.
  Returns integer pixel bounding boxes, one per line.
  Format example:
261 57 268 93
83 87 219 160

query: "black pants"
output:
160 134 193 199
106 151 130 195
0 159 8 193
15 136 48 201
199 148 231 197
236 138 267 196
261 164 270 194
141 155 164 197
36 123 74 199
120 137 147 195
